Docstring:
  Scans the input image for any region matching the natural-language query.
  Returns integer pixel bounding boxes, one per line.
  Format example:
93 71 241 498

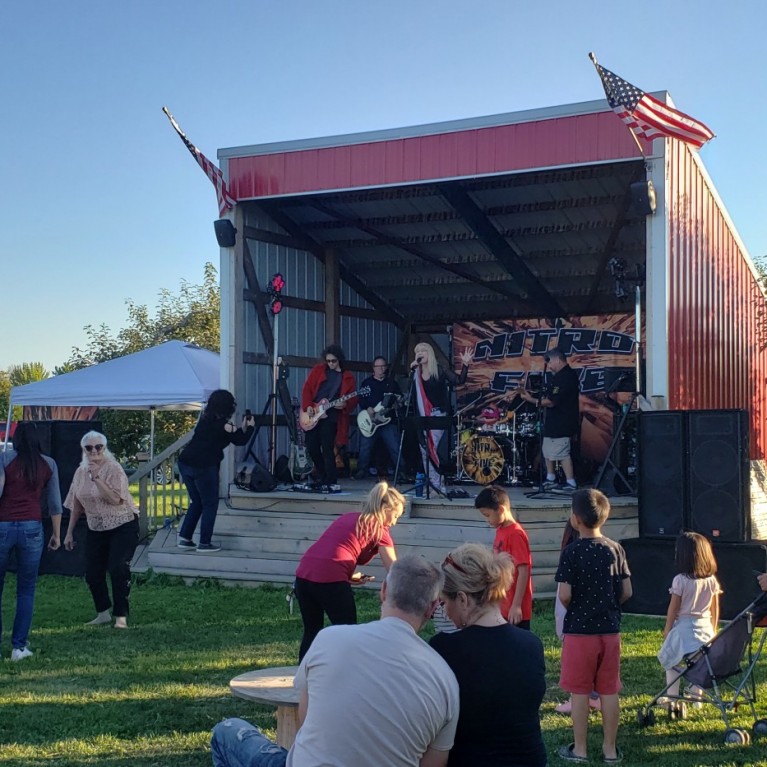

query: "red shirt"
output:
0 456 53 522
296 512 394 583
494 522 533 621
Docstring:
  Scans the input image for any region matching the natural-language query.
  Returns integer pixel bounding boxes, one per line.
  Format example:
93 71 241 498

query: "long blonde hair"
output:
356 481 405 541
414 342 439 381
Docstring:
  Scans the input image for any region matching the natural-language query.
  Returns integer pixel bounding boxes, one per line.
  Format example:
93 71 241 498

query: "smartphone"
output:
245 409 252 419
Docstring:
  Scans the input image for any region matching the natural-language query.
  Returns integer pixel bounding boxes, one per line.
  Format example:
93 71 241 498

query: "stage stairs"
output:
144 484 639 600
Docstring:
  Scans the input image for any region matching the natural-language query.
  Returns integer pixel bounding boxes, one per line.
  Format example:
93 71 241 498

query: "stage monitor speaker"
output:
630 179 657 216
621 538 767 620
35 420 102 508
638 411 687 538
214 219 236 248
687 409 750 543
621 537 676 616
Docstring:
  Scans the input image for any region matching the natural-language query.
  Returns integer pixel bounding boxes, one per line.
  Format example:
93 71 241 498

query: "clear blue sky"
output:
2 0 765 371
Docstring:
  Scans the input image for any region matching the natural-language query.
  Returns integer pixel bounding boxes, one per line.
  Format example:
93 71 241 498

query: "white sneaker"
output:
11 647 34 661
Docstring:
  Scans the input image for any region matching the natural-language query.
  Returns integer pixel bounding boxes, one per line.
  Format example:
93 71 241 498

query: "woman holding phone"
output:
294 481 405 660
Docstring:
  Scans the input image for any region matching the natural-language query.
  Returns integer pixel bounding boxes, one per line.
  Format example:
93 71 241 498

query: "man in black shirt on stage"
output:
520 348 580 492
354 356 402 480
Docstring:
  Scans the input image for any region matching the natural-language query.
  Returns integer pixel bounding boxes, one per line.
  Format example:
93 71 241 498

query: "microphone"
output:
416 355 424 364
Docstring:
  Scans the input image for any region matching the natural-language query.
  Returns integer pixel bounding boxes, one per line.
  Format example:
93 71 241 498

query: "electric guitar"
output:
357 397 401 438
299 387 370 432
288 397 314 480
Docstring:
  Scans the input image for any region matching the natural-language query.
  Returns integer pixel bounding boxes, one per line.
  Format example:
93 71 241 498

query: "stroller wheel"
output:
752 719 767 738
724 728 750 745
637 709 656 727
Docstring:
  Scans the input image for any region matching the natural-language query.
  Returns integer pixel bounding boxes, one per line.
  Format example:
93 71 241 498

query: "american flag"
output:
162 107 237 216
591 60 714 149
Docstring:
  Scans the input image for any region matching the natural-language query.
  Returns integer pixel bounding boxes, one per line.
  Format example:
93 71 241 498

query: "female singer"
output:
410 341 473 492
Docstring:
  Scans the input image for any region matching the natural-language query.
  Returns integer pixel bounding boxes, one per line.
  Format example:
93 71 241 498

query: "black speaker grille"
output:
638 412 687 538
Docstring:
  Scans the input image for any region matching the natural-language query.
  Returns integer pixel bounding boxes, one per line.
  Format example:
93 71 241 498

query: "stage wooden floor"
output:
142 479 639 599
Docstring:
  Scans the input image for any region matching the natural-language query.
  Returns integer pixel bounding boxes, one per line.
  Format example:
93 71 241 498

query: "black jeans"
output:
85 517 139 617
294 577 356 661
305 415 339 484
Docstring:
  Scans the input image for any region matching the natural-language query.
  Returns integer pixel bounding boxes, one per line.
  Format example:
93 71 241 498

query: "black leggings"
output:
295 577 356 661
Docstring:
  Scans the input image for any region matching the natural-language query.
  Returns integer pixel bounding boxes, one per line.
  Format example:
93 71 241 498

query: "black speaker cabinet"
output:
621 538 767 620
621 537 676 616
638 411 688 538
35 420 102 508
213 218 236 247
687 409 750 542
6 515 88 577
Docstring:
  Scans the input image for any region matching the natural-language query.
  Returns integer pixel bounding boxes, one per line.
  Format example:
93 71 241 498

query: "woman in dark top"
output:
177 390 254 552
430 543 547 767
0 422 63 660
410 341 472 491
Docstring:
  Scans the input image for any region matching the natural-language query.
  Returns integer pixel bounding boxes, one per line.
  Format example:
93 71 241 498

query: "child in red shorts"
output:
555 488 632 764
474 486 532 629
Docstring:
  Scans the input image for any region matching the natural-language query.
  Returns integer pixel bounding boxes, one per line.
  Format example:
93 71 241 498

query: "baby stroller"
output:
638 591 767 745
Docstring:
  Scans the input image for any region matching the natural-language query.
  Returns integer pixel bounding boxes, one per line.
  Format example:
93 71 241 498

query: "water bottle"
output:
415 472 425 497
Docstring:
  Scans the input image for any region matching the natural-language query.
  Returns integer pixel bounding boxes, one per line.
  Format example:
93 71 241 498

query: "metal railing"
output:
131 431 193 536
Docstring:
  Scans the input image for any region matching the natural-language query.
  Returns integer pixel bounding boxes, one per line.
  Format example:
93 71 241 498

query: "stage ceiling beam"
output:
254 201 407 329
307 200 522 302
437 183 565 321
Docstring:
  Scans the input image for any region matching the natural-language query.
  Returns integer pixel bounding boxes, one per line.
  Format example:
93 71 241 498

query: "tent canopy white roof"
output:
9 341 221 411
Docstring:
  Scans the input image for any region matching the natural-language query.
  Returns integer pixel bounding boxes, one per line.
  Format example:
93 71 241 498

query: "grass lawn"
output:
1 573 766 767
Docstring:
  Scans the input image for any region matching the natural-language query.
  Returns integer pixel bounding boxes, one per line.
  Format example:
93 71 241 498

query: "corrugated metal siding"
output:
667 141 767 459
240 208 400 464
228 112 643 199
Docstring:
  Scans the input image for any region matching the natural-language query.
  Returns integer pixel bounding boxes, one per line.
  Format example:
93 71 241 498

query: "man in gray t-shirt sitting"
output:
211 555 459 767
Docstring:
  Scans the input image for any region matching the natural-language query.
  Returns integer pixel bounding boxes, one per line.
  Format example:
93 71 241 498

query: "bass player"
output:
301 345 357 493
354 356 402 480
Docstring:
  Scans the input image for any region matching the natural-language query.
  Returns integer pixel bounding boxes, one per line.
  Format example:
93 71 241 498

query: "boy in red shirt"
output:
474 486 533 629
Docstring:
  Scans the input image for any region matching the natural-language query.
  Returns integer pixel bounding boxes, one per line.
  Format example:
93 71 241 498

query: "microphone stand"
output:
524 361 557 500
393 366 418 489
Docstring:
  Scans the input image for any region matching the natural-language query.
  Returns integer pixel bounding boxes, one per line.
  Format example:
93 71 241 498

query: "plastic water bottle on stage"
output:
415 472 425 497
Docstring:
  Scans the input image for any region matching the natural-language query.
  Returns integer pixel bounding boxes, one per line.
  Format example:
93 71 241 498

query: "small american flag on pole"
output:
589 55 714 150
162 107 237 216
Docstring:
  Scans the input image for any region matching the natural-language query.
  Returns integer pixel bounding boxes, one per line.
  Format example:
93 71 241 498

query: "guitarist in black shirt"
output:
354 357 402 480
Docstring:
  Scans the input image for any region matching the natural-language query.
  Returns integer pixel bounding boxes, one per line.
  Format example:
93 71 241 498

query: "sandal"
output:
603 748 623 764
557 743 588 763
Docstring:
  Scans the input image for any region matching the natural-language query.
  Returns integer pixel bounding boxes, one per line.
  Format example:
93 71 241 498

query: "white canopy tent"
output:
4 341 221 456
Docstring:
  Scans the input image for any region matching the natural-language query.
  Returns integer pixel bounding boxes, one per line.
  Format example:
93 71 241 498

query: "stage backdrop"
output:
453 315 639 465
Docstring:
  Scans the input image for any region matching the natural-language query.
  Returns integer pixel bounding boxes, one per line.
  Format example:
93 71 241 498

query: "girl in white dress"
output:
658 532 721 702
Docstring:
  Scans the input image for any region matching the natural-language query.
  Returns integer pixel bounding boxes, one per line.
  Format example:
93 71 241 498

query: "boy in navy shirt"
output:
555 488 632 764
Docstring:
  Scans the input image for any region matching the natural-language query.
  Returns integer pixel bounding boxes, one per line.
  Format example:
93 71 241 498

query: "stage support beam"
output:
325 247 340 346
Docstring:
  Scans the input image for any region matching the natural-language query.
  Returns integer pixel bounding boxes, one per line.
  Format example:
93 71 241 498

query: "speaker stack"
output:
623 408 766 617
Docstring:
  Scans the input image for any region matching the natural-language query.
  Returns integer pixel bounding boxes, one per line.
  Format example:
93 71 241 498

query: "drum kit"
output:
453 404 541 486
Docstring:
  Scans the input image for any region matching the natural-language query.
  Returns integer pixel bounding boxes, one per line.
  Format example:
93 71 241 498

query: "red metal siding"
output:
227 112 644 199
667 141 767 459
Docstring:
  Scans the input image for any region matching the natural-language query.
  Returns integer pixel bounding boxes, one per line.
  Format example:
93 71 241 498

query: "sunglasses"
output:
326 358 339 364
442 553 468 574
84 444 104 453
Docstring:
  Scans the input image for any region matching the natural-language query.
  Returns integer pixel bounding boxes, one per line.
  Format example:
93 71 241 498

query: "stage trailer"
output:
214 95 767 483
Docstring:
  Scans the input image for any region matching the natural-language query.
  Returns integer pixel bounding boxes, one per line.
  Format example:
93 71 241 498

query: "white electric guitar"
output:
357 402 394 438
299 387 370 432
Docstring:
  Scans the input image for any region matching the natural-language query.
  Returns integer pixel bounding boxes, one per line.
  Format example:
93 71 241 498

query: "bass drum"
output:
461 435 504 484
517 412 539 437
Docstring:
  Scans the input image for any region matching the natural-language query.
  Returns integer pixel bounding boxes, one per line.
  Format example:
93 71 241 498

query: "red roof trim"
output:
226 111 646 200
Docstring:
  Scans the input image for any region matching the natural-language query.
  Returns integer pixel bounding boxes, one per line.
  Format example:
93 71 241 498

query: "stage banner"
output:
453 315 639 466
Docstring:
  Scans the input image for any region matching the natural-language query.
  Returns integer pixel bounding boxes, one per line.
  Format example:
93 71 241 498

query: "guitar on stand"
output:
288 397 314 481
300 387 370 432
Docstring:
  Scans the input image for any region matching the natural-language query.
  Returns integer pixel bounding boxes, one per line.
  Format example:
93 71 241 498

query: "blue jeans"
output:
178 462 220 545
357 423 401 474
211 718 288 767
0 521 45 650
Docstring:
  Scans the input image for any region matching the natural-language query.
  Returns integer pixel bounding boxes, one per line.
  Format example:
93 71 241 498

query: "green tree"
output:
8 362 50 386
66 262 220 460
0 370 10 424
